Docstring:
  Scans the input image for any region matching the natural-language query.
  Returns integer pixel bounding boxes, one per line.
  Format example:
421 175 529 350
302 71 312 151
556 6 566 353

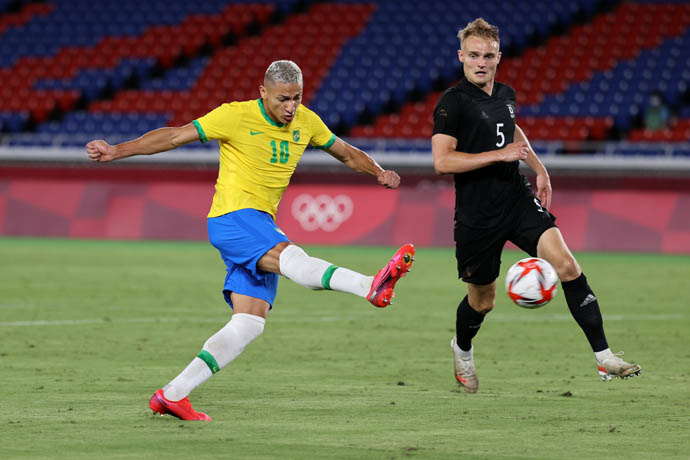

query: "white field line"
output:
0 313 684 327
0 317 228 327
490 313 685 322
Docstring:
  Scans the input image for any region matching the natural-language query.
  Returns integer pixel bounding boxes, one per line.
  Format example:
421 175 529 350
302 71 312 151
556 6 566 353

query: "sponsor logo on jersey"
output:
250 130 263 136
507 104 515 119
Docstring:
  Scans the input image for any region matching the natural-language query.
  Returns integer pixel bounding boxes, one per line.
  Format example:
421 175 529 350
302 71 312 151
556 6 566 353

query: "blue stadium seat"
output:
0 111 29 133
314 0 599 132
1 0 687 152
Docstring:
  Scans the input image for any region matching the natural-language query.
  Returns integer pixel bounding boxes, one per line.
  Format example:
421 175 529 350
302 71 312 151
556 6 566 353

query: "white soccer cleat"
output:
450 336 478 393
597 352 642 381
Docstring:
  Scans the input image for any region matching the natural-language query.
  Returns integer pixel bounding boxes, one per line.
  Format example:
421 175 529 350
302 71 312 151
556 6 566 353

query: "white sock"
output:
163 313 265 401
162 359 211 402
454 342 473 360
595 348 614 363
279 244 372 297
330 267 373 298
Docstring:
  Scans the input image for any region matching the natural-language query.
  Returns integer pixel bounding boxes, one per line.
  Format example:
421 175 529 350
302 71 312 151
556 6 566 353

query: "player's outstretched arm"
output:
86 123 200 163
324 137 400 189
432 133 529 174
515 124 551 208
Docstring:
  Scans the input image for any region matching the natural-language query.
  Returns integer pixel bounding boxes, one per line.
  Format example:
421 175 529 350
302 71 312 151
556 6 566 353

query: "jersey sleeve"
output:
308 111 336 149
193 103 242 143
433 91 461 138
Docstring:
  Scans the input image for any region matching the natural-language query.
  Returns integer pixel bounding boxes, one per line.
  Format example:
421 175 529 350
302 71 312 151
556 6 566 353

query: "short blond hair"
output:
265 60 303 86
457 18 500 47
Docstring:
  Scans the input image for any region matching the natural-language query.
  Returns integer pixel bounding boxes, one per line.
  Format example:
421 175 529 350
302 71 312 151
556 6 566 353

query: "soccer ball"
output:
505 257 558 308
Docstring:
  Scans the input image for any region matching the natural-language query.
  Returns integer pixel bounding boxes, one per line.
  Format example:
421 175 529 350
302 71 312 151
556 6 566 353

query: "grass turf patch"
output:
1 237 689 459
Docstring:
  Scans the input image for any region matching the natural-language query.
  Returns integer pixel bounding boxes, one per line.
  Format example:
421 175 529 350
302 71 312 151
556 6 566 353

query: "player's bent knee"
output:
553 256 581 282
468 283 496 313
474 303 495 314
469 296 495 313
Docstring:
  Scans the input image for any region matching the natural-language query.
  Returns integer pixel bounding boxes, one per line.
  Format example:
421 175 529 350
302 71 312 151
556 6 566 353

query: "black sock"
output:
561 273 609 352
456 295 485 352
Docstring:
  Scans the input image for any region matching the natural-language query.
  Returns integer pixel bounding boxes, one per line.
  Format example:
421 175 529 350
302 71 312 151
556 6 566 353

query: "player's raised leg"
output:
275 243 415 308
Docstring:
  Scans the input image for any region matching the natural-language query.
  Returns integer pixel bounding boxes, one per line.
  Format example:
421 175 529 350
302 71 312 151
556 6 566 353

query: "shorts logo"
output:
291 194 353 232
534 197 545 213
293 129 300 142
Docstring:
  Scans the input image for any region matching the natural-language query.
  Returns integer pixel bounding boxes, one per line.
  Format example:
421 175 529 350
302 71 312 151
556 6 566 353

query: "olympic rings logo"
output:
291 193 354 232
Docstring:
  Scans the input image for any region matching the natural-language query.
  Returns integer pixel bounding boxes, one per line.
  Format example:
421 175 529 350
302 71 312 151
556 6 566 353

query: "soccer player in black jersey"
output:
432 18 641 393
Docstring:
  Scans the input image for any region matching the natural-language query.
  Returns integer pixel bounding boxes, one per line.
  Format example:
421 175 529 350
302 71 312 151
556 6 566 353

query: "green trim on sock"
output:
197 350 220 374
321 264 339 290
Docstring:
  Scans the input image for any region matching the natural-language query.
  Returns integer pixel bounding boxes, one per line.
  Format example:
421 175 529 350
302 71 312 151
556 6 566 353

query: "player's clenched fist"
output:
86 140 116 162
377 170 400 189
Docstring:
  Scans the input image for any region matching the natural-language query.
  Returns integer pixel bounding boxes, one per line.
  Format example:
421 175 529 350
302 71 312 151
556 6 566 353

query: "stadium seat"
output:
346 1 690 143
0 0 688 153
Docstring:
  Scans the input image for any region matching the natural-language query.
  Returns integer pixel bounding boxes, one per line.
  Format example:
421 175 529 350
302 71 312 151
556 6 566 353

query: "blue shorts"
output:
207 209 290 309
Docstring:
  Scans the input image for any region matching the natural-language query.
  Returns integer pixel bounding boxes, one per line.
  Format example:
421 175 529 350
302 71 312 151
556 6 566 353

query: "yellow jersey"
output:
193 98 336 218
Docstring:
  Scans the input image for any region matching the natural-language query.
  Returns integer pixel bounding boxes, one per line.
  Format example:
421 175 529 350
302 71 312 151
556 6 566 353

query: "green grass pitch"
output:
1 237 689 459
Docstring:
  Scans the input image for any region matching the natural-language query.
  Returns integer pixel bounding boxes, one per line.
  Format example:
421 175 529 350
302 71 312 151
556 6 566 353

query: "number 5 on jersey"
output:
270 140 290 164
496 123 505 147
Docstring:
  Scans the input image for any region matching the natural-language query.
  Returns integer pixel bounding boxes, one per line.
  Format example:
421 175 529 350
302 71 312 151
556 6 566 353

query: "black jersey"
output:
433 75 532 229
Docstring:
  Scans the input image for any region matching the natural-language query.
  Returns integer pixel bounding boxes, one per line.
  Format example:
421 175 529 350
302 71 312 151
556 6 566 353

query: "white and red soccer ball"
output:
505 257 558 308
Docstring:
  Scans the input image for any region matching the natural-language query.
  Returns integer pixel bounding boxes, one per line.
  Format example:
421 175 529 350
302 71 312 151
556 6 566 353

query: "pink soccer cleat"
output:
149 389 211 421
367 244 415 308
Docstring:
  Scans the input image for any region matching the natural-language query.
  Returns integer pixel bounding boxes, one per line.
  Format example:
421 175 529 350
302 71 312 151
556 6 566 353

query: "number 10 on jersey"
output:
270 140 290 164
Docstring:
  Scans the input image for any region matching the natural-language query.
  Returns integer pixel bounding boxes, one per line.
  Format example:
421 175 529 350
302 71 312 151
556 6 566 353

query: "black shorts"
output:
454 194 557 285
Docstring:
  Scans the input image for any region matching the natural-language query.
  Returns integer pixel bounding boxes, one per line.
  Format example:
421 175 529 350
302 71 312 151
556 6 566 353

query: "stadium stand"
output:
1 1 283 137
348 1 690 147
0 0 688 155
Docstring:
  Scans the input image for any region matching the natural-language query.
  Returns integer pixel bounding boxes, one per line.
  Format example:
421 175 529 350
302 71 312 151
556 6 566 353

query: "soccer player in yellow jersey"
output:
86 60 415 421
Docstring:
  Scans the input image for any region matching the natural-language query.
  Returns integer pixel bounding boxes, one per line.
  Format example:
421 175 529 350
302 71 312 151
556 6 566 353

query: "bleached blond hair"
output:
264 60 303 86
